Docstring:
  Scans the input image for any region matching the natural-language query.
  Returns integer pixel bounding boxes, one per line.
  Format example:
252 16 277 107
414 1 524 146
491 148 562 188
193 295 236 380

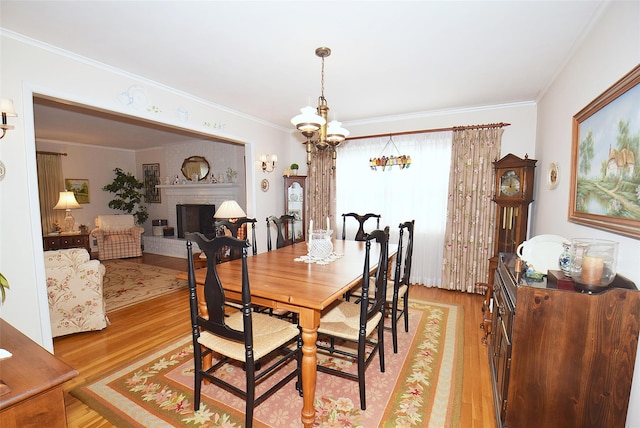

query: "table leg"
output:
298 308 320 428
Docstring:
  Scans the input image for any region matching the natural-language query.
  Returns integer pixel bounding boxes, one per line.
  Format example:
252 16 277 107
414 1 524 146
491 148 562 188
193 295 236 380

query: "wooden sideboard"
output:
43 232 90 253
489 253 640 428
0 319 78 428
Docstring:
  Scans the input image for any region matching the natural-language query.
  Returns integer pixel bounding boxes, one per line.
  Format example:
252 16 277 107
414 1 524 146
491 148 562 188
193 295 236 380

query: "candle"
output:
326 216 330 231
582 256 604 285
309 219 313 234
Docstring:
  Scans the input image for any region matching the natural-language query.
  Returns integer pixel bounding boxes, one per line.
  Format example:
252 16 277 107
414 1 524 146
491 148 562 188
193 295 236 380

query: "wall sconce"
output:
0 98 18 139
258 154 277 173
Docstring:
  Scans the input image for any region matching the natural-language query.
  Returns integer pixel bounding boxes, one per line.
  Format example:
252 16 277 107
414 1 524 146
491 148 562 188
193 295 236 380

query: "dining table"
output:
176 238 395 428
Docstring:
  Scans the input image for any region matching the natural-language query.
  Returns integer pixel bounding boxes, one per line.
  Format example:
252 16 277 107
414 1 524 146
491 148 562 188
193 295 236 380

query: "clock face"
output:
500 170 521 197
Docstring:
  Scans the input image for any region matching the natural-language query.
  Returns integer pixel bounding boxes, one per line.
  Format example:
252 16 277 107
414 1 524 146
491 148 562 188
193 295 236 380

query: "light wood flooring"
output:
54 253 497 427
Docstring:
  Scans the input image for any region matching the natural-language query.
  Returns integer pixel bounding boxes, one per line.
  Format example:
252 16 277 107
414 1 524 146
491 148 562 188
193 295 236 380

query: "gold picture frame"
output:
569 64 640 239
65 178 90 204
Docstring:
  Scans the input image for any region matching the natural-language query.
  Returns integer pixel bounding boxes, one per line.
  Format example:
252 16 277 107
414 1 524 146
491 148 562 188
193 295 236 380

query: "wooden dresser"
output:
0 319 78 428
489 253 640 428
43 232 90 253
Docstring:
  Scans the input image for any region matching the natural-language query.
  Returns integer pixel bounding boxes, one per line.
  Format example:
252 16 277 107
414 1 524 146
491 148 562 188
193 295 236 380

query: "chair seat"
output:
318 299 383 340
352 278 409 302
198 311 299 361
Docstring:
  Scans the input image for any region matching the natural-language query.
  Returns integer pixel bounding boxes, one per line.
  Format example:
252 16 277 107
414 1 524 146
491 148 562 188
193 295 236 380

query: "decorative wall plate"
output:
547 162 559 189
0 160 5 181
261 178 269 192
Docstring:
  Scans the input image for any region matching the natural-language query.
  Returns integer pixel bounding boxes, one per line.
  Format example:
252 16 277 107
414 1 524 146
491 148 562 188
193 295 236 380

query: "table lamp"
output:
214 200 246 222
53 191 82 233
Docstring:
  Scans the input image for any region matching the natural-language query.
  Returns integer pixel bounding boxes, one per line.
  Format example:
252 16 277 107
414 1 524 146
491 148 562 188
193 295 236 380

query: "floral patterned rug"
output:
72 299 463 427
102 260 188 312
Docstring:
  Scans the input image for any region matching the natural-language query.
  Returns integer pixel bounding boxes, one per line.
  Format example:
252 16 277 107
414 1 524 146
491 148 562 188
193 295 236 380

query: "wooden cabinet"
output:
0 319 78 428
489 253 640 428
284 175 306 243
43 232 90 253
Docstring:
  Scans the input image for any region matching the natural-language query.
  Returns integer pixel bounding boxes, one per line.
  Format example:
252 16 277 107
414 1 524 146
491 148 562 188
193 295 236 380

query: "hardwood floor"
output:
54 253 497 427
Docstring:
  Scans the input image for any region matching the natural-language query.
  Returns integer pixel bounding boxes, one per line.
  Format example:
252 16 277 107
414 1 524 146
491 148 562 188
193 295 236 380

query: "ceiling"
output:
1 1 607 149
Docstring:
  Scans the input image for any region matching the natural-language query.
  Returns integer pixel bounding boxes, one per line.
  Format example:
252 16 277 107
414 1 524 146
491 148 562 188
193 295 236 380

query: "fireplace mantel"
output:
155 183 242 238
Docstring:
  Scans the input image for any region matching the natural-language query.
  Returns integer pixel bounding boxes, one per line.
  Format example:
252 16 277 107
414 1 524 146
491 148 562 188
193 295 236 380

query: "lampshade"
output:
53 191 81 234
291 106 325 136
53 191 81 210
214 200 246 219
0 98 17 139
0 98 17 117
326 120 350 144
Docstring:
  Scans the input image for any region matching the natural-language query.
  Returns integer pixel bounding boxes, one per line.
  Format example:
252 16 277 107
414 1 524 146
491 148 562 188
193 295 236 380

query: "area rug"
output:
102 260 188 312
72 299 463 427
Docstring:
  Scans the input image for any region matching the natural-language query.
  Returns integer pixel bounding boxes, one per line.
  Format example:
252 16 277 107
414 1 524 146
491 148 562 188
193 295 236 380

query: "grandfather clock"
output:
488 153 537 284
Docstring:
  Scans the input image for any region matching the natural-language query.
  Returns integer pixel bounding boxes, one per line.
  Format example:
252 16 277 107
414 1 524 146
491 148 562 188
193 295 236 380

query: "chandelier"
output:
291 47 349 170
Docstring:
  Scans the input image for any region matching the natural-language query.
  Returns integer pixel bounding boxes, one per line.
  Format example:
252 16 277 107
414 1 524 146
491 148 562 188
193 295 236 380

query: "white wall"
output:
0 32 294 349
534 2 640 426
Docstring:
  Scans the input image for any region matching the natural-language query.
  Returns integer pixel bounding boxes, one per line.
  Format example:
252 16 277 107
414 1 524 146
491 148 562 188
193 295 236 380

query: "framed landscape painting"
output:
569 64 640 239
65 178 90 204
143 163 161 203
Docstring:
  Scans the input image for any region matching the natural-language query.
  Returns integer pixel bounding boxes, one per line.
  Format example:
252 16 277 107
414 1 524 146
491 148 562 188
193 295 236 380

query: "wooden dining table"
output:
176 238 395 428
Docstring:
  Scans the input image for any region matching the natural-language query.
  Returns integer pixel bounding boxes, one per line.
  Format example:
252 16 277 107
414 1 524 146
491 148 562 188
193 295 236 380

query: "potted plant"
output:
290 163 299 176
102 168 149 225
0 272 9 304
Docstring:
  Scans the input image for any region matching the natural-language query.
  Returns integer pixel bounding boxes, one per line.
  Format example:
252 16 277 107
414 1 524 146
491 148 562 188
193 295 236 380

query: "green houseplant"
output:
0 272 9 304
290 163 299 175
102 167 149 225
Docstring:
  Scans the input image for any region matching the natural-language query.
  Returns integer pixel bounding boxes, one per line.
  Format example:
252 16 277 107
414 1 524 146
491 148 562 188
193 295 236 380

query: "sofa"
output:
91 214 144 260
44 248 109 337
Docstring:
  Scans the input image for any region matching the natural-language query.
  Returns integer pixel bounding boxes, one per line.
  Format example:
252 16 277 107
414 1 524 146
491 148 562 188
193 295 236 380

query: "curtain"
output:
36 153 65 234
335 132 452 286
307 147 336 227
441 127 503 293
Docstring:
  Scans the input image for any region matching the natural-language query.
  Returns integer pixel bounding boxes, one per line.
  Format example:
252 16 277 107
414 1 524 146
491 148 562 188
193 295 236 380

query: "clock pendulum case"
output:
488 153 537 284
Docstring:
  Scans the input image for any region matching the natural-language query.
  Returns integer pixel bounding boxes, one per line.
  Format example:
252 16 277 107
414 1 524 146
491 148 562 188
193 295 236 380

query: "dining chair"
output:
316 226 390 410
266 214 295 251
341 212 381 241
214 217 258 260
186 233 301 428
347 220 415 353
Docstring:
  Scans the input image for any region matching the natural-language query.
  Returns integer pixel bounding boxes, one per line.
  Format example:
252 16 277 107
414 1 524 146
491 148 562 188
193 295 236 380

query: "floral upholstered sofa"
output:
91 214 144 260
45 248 109 337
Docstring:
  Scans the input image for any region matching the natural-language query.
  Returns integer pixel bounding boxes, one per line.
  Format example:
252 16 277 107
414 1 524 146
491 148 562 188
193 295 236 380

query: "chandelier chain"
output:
320 55 326 100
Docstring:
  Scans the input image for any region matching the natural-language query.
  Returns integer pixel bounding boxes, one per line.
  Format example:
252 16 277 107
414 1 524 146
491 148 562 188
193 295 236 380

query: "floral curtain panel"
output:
307 148 336 228
441 127 503 292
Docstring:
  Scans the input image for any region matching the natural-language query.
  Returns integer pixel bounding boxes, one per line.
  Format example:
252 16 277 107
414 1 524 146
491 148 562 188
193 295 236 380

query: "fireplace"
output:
176 204 216 238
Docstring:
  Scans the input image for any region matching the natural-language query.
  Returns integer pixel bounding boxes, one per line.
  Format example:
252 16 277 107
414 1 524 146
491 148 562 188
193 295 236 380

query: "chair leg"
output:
193 343 203 411
403 292 409 332
358 337 367 410
391 301 399 354
379 322 385 374
245 359 255 428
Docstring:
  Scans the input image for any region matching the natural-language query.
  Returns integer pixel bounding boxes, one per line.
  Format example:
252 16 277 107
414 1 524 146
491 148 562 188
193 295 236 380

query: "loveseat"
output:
44 248 109 337
91 214 144 260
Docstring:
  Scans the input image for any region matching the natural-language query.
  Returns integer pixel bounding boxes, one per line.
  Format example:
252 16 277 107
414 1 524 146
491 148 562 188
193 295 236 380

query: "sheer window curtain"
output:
336 132 452 286
36 153 65 234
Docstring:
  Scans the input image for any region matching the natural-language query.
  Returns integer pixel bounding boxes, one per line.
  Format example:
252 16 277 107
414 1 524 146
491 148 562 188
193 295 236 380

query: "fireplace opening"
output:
176 204 216 238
